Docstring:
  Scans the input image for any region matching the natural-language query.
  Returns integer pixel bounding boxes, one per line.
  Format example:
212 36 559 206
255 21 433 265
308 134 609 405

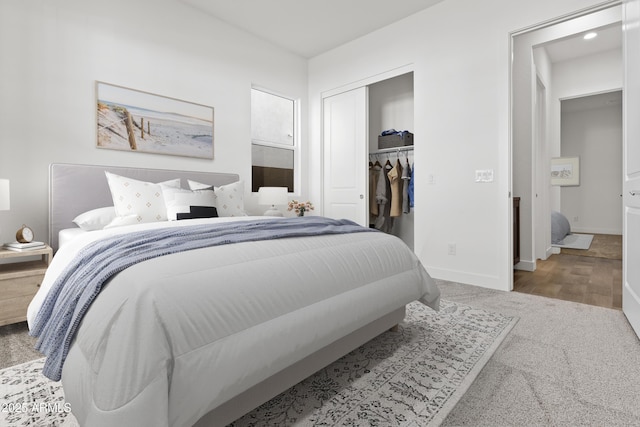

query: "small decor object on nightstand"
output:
288 200 314 217
6 225 45 252
16 224 34 243
4 241 46 252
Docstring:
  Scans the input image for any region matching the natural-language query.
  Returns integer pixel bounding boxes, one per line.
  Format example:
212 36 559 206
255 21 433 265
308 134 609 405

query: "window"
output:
251 87 297 193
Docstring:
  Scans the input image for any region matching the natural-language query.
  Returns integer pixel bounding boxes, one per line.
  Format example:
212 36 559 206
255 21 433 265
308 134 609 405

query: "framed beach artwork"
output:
96 82 214 159
551 156 580 186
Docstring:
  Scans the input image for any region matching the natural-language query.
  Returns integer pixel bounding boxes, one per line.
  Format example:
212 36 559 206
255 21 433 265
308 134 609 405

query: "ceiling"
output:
181 1 621 62
562 90 622 114
542 22 622 63
179 0 446 58
542 22 622 113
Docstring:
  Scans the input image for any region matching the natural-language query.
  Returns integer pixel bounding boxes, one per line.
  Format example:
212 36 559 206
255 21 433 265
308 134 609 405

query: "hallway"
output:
514 234 622 310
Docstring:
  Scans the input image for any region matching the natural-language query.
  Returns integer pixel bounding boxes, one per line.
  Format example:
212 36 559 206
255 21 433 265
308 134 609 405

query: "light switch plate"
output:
475 169 494 183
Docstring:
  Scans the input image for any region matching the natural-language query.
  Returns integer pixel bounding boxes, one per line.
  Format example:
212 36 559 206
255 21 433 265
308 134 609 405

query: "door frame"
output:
534 75 550 261
622 0 640 337
319 63 415 217
509 1 621 289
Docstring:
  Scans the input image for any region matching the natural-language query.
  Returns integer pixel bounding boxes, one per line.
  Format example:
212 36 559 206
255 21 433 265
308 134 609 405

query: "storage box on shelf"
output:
378 132 414 149
0 245 52 326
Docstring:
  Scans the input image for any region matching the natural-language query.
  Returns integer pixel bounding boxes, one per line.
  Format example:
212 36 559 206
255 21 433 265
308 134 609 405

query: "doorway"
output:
511 4 623 308
515 90 623 309
512 5 622 272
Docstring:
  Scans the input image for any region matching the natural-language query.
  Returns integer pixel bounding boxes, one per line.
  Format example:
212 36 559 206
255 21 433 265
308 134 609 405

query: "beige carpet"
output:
1 300 515 426
561 233 622 260
438 280 640 426
0 321 41 370
4 280 639 426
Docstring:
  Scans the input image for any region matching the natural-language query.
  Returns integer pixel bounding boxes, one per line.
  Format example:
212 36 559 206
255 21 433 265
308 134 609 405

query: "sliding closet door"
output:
623 0 640 339
322 87 368 226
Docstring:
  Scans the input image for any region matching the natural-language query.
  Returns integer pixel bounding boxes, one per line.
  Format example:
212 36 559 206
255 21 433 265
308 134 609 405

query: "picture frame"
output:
96 82 214 159
551 156 580 186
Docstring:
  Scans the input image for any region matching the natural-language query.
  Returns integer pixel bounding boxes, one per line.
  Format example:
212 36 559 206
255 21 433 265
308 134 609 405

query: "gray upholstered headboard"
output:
49 163 239 251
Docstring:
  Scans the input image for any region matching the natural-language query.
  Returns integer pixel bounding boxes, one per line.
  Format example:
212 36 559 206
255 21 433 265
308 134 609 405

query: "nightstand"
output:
0 245 52 327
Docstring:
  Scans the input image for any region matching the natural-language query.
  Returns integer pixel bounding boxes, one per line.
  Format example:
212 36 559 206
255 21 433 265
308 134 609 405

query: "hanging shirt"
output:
387 159 403 218
375 161 393 231
369 162 381 218
408 164 415 208
402 160 411 214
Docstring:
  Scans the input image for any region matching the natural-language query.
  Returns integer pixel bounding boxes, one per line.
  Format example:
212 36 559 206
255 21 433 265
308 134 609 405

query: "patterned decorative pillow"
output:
105 172 180 224
214 181 248 217
187 180 248 217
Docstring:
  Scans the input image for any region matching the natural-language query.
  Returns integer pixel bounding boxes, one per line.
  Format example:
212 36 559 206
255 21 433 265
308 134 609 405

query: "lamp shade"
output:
258 187 288 206
0 179 9 211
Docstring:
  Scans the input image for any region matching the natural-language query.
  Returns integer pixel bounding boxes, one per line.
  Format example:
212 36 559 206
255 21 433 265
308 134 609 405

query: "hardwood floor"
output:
514 234 622 310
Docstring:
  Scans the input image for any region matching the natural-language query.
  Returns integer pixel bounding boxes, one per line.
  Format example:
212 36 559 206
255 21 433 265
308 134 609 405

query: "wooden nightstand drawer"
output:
0 294 37 326
0 245 52 327
0 274 43 299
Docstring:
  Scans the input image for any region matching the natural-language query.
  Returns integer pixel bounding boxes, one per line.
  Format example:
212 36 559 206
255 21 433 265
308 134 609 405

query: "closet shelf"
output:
369 146 414 155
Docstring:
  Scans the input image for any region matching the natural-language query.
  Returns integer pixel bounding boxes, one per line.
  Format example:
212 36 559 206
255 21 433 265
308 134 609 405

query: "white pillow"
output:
72 207 117 231
104 214 140 229
161 185 217 220
187 179 212 191
105 172 181 224
188 180 247 217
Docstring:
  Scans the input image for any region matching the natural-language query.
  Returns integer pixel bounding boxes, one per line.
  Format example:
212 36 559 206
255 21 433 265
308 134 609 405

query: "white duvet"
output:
28 217 440 427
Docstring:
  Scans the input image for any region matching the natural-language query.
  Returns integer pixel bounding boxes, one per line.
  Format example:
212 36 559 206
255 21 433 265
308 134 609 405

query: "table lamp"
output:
258 187 288 216
0 179 9 211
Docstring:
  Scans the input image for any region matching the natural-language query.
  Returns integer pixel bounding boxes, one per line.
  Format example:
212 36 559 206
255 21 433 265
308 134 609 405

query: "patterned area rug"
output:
0 300 516 427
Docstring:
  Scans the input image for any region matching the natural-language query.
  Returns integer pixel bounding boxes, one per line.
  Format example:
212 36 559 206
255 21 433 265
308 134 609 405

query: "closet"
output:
322 70 415 250
368 72 414 250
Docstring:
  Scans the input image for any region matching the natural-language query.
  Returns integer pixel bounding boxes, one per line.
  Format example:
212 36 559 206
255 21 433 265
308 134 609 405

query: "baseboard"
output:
427 267 507 291
514 260 536 272
550 247 561 255
571 227 622 235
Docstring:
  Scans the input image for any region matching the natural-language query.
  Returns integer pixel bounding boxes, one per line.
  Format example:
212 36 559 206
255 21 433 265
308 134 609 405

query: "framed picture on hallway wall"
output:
551 156 580 186
96 82 214 159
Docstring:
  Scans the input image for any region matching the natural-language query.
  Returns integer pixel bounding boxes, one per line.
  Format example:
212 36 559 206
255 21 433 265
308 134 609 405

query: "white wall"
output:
561 98 622 234
0 0 308 244
309 0 618 291
533 47 553 260
551 47 623 171
553 49 623 235
368 73 414 150
534 47 563 224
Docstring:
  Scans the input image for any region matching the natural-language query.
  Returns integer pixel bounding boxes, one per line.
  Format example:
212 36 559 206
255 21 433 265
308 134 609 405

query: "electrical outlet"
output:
448 243 456 255
573 216 579 222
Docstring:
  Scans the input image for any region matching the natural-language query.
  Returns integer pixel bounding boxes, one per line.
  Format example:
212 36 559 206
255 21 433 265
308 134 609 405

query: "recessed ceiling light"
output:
584 32 598 40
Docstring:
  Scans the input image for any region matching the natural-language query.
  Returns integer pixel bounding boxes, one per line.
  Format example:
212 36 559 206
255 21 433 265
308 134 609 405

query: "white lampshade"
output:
258 187 288 216
0 179 9 211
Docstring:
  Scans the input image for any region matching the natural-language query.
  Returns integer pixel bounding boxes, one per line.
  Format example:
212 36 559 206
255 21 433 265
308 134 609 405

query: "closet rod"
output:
369 146 414 155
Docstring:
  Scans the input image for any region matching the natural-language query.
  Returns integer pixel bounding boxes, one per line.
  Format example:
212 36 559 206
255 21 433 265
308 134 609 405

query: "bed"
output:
28 163 440 427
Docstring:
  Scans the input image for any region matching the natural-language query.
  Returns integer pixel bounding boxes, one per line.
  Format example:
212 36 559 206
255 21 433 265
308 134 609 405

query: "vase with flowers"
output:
288 200 314 217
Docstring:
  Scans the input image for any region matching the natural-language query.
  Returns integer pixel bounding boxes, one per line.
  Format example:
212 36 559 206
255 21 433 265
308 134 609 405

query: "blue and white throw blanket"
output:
30 216 374 381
